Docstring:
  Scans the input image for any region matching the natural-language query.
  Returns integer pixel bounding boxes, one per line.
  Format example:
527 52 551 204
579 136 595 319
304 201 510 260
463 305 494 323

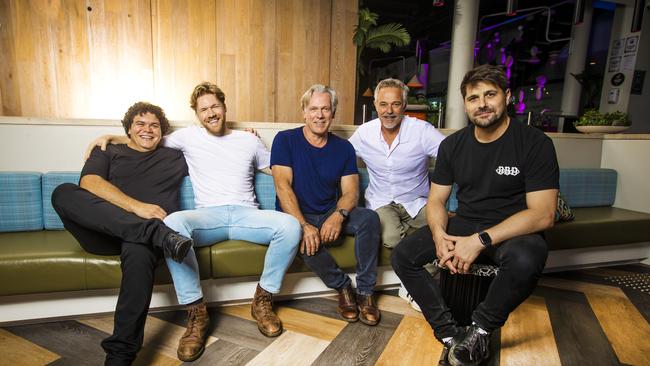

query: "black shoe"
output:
161 232 193 263
438 331 465 366
448 325 490 366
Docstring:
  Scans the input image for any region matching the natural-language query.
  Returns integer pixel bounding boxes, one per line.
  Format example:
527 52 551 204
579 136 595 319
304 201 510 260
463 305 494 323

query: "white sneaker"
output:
397 284 422 312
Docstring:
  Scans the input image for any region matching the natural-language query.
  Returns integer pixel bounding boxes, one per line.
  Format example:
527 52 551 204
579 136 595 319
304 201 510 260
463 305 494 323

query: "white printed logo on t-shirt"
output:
495 166 520 176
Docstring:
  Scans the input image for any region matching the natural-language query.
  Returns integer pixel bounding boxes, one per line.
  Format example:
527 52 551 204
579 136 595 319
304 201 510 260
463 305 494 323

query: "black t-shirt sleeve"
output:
80 146 110 180
525 135 559 192
432 137 454 186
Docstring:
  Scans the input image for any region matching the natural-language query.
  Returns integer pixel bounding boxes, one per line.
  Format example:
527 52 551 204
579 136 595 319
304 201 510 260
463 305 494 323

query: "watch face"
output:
339 209 349 218
479 232 491 246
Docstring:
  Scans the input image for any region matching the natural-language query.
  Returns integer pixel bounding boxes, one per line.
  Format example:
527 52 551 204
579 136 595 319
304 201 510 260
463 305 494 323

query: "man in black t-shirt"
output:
51 102 192 366
392 65 559 366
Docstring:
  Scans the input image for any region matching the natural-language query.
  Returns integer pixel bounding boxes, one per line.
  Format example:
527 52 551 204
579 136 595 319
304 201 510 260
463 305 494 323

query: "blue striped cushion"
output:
0 172 43 232
42 172 81 229
254 173 276 210
559 169 617 207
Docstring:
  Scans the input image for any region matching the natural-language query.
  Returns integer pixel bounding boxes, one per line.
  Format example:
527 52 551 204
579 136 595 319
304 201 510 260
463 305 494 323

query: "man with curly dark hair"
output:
52 101 191 365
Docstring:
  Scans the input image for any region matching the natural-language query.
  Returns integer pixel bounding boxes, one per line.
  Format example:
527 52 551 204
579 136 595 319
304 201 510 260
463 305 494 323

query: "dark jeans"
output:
391 215 547 340
52 183 169 365
300 207 381 295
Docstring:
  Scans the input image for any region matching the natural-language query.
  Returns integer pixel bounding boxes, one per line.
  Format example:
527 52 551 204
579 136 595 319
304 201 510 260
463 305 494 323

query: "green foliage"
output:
575 110 631 126
353 8 410 93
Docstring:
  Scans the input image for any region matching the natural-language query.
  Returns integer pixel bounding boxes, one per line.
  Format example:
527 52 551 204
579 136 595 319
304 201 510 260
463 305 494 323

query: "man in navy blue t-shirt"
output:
271 84 382 326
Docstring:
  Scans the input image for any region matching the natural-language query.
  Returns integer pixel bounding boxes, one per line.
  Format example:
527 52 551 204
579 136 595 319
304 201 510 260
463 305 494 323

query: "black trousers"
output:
391 215 547 341
52 183 172 365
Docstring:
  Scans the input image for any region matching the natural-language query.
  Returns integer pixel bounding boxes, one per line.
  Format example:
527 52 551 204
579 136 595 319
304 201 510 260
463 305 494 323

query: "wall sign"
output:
611 73 625 86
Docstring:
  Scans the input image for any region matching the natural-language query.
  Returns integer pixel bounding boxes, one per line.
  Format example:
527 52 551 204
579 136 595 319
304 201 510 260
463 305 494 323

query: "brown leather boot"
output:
251 284 283 337
177 302 209 362
357 293 380 326
337 285 359 322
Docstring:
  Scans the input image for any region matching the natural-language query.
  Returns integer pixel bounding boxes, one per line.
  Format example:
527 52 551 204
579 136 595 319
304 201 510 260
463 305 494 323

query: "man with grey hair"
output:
271 84 382 325
349 78 445 310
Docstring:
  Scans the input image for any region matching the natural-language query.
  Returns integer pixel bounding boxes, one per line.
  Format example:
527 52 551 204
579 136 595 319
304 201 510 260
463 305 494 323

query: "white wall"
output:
601 139 650 212
1 117 605 171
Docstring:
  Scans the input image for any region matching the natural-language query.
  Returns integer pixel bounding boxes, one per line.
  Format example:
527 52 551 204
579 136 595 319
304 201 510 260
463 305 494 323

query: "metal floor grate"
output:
605 273 650 294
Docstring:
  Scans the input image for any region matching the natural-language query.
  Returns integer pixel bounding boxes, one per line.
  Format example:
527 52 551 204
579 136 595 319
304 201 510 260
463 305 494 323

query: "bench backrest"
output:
0 168 619 232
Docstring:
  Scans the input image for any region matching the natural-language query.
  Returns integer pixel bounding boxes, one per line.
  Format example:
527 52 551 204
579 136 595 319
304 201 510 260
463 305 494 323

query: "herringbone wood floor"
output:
2 264 649 366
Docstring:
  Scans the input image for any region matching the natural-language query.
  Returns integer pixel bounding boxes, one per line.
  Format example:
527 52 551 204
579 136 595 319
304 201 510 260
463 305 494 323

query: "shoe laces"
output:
254 293 274 318
458 326 489 361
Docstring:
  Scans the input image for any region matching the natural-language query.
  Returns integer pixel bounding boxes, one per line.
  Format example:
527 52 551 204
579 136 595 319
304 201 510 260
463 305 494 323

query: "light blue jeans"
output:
163 205 301 305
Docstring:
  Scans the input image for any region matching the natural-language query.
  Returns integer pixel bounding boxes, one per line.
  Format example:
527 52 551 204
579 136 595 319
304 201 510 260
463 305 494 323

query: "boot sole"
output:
172 239 193 263
336 308 359 322
251 310 283 337
359 314 380 326
177 345 205 362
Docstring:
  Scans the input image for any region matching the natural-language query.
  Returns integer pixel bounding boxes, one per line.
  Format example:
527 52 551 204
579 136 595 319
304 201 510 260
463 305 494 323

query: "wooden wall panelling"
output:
84 0 154 119
152 0 217 122
246 0 277 122
215 0 239 121
2 0 89 118
329 0 357 125
0 0 20 116
276 0 332 123
215 0 277 123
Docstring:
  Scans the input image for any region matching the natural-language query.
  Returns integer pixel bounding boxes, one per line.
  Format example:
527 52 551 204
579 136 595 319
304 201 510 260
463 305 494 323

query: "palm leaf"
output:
365 23 411 52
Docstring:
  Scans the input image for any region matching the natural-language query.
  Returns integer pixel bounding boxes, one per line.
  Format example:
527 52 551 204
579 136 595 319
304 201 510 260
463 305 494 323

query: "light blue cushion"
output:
559 169 617 207
254 173 276 210
179 173 278 211
179 176 195 210
42 172 81 229
0 172 43 232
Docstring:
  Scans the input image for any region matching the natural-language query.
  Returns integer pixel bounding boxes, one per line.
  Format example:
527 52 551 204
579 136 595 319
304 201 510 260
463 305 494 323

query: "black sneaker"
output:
438 332 465 366
161 232 193 263
448 324 490 366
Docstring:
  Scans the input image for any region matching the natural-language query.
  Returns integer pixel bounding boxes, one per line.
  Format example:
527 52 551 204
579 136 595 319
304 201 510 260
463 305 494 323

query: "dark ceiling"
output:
363 0 576 55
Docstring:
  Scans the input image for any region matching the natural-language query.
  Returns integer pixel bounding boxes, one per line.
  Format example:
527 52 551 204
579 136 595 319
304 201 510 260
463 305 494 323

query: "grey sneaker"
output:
448 324 490 366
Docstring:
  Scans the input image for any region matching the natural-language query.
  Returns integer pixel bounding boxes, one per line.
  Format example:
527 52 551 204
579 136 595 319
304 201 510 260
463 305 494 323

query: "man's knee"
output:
274 213 302 244
354 208 380 229
381 229 403 249
501 235 547 276
51 183 79 209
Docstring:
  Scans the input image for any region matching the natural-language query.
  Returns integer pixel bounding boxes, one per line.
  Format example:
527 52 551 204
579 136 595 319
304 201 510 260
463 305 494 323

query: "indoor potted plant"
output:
574 109 631 133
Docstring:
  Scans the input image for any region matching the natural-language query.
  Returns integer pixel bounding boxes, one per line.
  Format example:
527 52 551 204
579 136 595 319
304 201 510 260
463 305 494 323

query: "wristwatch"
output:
478 231 492 248
337 208 350 219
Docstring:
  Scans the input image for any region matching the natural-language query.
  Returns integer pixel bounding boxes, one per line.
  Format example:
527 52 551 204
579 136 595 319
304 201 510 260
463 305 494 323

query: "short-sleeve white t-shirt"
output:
164 126 270 208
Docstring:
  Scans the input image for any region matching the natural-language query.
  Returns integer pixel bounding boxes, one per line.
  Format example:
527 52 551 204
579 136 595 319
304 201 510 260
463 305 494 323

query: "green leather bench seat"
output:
546 207 650 250
209 237 393 278
0 231 212 296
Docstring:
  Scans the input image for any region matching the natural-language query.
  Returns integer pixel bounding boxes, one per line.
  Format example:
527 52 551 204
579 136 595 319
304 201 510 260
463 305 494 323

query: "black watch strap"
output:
478 231 492 247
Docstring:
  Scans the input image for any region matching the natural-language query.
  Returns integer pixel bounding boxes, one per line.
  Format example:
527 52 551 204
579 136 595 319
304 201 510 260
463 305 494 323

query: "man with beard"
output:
272 84 382 326
349 78 445 310
391 64 559 366
88 83 301 362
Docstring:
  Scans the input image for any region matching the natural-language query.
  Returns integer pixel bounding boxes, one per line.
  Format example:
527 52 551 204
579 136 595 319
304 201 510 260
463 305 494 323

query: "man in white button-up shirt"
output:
349 78 445 310
350 78 445 248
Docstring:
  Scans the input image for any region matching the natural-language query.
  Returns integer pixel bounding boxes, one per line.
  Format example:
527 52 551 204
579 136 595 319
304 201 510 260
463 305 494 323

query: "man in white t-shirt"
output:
349 78 445 310
90 83 301 362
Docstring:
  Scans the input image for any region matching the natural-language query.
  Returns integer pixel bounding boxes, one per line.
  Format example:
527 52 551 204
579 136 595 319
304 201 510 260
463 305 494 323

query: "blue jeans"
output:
301 207 380 296
163 205 301 304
